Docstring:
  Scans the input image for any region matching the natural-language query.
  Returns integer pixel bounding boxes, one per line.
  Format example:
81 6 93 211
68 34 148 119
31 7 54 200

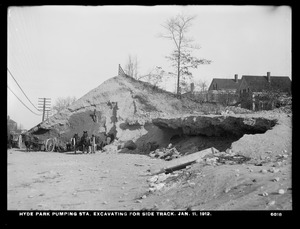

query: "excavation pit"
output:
135 115 278 155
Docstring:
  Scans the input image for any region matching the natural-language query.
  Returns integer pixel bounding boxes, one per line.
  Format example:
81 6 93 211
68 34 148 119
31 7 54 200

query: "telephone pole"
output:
46 110 52 119
38 98 51 122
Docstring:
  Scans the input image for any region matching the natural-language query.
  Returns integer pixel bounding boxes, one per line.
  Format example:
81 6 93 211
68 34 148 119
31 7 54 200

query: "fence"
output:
183 90 239 106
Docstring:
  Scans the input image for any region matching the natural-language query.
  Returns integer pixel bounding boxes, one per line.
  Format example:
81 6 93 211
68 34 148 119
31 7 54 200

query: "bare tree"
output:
124 55 140 79
52 96 76 114
159 13 212 97
200 81 208 92
139 66 165 87
194 79 208 92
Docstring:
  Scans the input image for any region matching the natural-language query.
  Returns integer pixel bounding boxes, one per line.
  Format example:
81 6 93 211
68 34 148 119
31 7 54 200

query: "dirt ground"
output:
7 149 165 210
7 112 292 211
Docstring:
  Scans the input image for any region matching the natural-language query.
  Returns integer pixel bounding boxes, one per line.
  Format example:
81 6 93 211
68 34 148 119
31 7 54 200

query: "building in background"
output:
238 72 291 110
7 115 17 132
207 74 241 105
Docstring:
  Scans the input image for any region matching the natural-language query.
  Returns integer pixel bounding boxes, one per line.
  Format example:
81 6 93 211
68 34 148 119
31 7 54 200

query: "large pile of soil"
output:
28 75 223 149
28 74 285 157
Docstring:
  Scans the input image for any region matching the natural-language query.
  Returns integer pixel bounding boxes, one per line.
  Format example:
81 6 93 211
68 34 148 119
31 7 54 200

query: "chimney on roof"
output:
234 74 238 83
267 72 271 83
190 83 194 93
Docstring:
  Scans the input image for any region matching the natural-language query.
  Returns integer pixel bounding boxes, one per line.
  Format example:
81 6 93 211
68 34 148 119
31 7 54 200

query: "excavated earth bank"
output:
117 114 278 157
27 75 233 150
152 115 277 137
27 75 281 158
144 115 278 156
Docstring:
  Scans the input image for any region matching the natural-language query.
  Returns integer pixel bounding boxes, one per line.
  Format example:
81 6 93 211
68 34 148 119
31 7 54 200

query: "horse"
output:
66 141 72 151
72 133 81 154
23 133 39 152
23 133 32 152
80 131 91 154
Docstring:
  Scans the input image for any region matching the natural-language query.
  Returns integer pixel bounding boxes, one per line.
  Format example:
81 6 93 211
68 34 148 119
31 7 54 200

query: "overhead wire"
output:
8 9 37 105
7 86 42 116
7 67 40 112
7 9 48 119
8 10 49 119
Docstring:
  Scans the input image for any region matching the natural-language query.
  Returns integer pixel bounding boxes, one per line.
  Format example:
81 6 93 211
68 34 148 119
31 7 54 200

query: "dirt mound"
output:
28 74 291 158
28 75 222 146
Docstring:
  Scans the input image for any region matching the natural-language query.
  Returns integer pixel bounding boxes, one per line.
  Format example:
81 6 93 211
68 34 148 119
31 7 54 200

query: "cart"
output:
27 136 46 151
45 138 55 152
45 137 67 152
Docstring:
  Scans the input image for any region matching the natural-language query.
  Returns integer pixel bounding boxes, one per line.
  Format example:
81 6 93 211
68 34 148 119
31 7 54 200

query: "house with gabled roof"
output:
208 74 241 92
207 74 241 105
7 115 17 133
238 72 291 94
238 72 291 110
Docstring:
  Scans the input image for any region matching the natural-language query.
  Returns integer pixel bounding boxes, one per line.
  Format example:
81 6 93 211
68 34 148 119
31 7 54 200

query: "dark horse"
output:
72 133 81 154
23 133 39 152
73 131 92 154
81 131 91 154
23 134 31 151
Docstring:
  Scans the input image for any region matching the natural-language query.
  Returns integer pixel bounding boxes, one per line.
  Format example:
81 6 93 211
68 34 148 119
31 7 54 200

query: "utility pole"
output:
46 110 51 120
38 98 51 122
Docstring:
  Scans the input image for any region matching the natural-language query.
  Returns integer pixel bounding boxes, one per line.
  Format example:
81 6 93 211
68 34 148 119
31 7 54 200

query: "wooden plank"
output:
151 147 216 175
165 147 216 168
164 161 196 174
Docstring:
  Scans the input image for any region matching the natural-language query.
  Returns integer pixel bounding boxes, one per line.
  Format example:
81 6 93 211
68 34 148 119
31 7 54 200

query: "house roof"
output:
7 118 17 133
209 78 242 90
8 117 17 126
241 75 291 93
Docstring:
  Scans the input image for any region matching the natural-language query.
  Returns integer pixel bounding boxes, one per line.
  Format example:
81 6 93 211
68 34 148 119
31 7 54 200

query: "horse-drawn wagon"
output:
23 134 46 151
21 131 114 153
22 133 65 152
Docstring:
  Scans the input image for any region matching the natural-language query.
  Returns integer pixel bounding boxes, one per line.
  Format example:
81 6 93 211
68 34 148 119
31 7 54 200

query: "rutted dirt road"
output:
7 145 292 211
7 149 167 210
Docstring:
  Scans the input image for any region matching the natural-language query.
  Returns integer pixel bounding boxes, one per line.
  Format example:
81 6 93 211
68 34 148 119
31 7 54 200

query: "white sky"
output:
7 5 291 130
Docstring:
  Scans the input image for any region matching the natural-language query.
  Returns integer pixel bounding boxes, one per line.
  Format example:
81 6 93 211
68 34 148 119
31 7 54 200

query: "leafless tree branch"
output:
159 13 211 96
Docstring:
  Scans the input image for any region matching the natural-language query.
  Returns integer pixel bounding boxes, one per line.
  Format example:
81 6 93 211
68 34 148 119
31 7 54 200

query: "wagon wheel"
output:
45 138 55 152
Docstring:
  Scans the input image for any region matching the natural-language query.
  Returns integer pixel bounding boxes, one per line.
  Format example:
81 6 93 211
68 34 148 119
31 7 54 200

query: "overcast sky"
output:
7 5 291 130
